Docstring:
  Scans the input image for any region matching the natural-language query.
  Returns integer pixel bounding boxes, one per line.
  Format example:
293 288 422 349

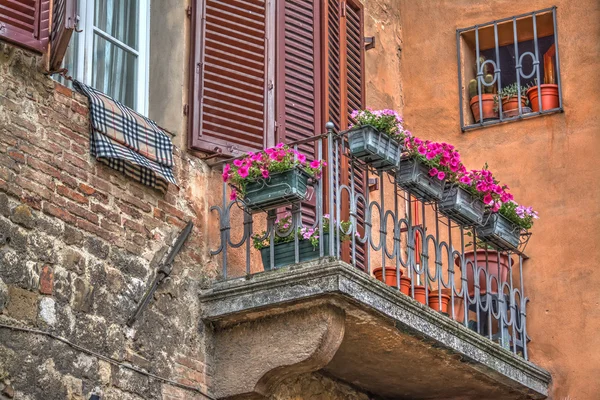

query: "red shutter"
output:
189 0 268 156
277 0 321 223
0 0 50 52
324 0 366 269
48 0 76 72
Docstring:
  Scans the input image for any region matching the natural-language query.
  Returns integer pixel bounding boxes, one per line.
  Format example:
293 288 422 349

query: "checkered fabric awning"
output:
74 81 177 192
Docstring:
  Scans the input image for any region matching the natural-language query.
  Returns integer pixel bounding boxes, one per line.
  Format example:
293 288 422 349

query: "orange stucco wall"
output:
395 1 600 398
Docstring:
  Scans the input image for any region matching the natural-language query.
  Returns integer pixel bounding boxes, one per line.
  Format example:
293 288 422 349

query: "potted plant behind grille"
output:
496 82 530 117
347 109 408 170
477 200 538 251
397 136 466 202
440 164 511 226
222 144 326 213
527 45 559 112
253 214 353 270
468 56 499 122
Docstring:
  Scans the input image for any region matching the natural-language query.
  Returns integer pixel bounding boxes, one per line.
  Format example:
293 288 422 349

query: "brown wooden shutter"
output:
189 0 269 156
48 0 76 72
324 0 366 269
0 0 50 52
276 0 321 223
276 0 321 152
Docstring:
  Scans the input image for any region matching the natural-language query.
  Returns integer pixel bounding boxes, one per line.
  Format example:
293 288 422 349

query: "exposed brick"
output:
71 142 86 155
76 219 112 242
91 202 120 223
78 183 95 196
64 152 89 170
167 216 186 229
39 265 54 295
15 176 52 200
22 167 55 191
59 171 78 189
115 200 142 220
100 218 121 233
60 161 88 181
158 200 185 220
54 82 73 98
57 184 88 205
59 125 88 147
71 100 88 116
175 355 206 373
64 201 98 224
46 131 71 150
27 157 60 179
153 207 165 220
124 219 147 236
7 150 25 164
89 175 112 194
43 202 77 225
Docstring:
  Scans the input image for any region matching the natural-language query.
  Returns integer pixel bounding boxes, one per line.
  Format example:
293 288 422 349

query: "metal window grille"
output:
457 7 563 131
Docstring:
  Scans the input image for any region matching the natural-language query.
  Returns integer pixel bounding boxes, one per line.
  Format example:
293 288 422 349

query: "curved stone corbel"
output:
210 305 345 399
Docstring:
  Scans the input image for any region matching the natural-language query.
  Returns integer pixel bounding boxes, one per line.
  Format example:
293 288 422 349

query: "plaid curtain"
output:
74 81 177 192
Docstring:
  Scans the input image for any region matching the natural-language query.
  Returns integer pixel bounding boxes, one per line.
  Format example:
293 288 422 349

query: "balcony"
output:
200 125 551 399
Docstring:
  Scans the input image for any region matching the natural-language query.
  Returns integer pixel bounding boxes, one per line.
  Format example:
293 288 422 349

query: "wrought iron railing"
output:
210 125 532 360
457 7 562 131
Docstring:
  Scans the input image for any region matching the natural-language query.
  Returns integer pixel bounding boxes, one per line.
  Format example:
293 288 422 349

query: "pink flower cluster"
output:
350 108 407 141
516 204 539 220
404 136 467 181
459 167 514 212
223 143 326 200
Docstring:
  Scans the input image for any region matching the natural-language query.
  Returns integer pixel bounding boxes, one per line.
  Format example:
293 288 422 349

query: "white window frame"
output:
73 0 150 115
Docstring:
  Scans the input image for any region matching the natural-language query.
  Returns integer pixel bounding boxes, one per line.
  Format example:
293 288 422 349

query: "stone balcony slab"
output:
199 260 551 399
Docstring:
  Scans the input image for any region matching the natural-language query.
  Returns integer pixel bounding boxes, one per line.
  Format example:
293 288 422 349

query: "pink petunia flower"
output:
310 159 320 169
229 189 237 201
437 171 446 180
233 159 243 167
238 166 249 178
261 169 269 179
429 167 439 177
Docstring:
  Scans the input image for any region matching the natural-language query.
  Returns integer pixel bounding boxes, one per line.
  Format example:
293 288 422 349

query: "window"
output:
61 0 150 114
457 7 563 131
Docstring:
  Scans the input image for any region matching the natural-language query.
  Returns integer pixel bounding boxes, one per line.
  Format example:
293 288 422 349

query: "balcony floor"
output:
200 260 550 399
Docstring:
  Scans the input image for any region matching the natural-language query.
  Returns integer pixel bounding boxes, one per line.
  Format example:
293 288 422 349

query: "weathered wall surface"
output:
0 43 218 399
397 1 600 398
270 372 374 400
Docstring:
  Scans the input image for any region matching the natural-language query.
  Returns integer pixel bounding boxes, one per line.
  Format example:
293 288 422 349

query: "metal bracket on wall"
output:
364 36 375 50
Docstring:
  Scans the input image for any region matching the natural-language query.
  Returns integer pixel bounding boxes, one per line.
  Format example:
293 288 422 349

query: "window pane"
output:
92 34 137 108
94 0 138 48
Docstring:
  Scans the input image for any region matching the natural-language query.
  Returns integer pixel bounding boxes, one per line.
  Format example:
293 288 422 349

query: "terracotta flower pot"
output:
373 267 402 288
469 94 498 122
400 276 412 296
428 293 451 314
526 84 559 112
455 250 511 296
413 285 427 305
501 96 528 112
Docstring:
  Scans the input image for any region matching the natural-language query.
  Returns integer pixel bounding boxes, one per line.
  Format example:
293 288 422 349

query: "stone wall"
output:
0 43 217 399
270 373 374 400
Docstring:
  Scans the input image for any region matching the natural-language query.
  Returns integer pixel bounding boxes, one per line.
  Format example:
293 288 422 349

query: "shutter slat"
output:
190 0 267 154
0 0 50 52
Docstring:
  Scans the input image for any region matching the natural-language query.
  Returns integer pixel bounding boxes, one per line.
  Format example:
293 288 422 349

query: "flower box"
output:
396 158 444 202
476 213 521 251
439 185 485 226
347 125 402 170
243 169 311 213
261 233 330 270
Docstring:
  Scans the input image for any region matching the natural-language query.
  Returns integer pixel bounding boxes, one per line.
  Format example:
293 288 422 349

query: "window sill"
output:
462 107 563 132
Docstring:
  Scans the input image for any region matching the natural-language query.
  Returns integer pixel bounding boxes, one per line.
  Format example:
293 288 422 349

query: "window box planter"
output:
439 185 486 226
476 213 521 251
347 125 402 170
243 169 311 213
260 233 330 270
396 158 444 202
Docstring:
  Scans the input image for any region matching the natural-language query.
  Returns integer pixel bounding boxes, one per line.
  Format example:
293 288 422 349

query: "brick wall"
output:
0 42 215 399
